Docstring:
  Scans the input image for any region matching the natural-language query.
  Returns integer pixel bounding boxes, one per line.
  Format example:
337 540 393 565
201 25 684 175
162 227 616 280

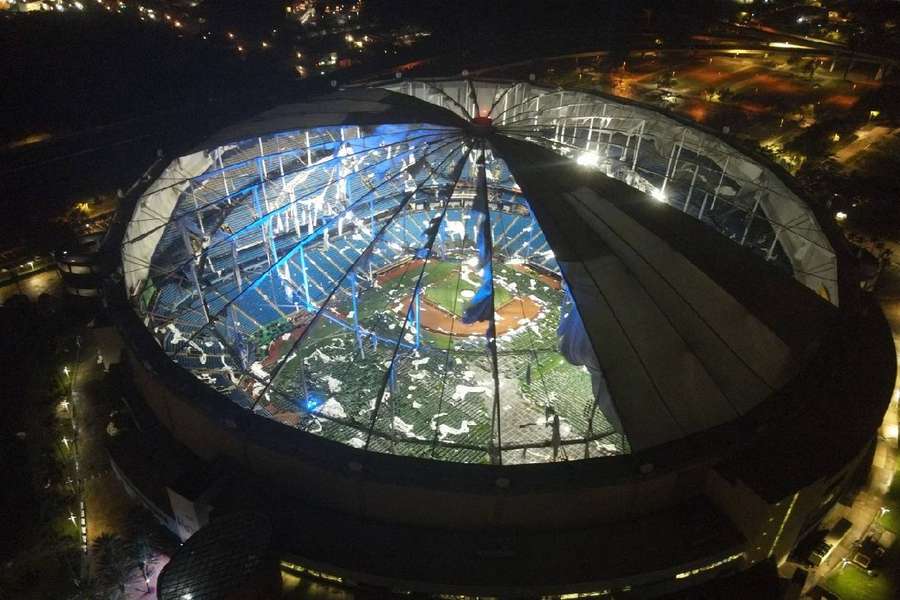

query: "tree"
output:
121 507 179 593
122 506 178 556
91 533 134 599
68 576 105 600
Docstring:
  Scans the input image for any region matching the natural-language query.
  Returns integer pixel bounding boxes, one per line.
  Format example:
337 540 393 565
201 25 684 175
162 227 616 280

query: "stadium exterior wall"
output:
104 80 897 596
125 333 707 530
108 287 888 598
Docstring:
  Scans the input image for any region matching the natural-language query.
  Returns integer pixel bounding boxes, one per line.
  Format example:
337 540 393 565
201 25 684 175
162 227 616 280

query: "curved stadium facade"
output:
110 79 895 597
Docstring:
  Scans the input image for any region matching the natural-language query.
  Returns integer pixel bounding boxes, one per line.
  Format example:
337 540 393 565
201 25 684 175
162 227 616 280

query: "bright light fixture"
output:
651 188 667 203
576 151 600 168
835 211 847 222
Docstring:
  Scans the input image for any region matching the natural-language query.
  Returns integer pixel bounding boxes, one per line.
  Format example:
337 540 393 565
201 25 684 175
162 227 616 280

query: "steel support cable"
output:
497 149 687 443
123 128 454 246
499 129 838 260
171 126 456 191
485 81 522 120
427 168 485 459
465 78 481 118
247 139 468 414
488 89 568 124
197 133 466 305
493 95 624 129
500 119 837 243
127 127 450 247
503 233 560 454
363 144 473 451
251 144 470 427
132 134 442 290
140 131 463 308
284 148 474 441
168 134 466 358
473 140 505 463
414 80 474 122
243 149 469 419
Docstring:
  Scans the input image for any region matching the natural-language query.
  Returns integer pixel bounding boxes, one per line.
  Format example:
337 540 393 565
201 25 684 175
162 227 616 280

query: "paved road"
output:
835 125 899 167
0 269 62 304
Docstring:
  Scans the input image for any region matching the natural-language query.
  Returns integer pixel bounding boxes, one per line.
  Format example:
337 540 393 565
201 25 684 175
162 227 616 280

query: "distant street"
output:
0 269 62 304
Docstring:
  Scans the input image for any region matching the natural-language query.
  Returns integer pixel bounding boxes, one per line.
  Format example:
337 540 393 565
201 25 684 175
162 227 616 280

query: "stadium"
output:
109 78 895 597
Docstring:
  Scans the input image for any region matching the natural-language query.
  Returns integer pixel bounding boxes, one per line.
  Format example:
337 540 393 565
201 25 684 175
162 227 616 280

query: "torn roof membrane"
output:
121 80 838 463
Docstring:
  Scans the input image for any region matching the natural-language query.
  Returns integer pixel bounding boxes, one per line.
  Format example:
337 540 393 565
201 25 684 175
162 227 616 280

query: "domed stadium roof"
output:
121 79 838 465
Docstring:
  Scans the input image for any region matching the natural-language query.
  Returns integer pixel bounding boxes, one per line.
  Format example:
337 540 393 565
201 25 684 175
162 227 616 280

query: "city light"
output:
835 211 848 222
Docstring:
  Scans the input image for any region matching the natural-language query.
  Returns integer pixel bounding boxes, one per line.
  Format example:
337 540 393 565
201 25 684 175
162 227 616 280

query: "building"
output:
105 78 895 598
55 233 106 298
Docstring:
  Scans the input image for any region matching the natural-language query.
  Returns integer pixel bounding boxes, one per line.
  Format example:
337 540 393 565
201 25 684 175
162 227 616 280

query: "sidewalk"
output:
69 330 139 568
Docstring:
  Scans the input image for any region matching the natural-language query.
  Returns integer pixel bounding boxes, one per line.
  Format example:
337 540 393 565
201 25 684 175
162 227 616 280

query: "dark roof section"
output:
490 132 840 451
718 293 895 500
489 133 837 356
195 87 469 152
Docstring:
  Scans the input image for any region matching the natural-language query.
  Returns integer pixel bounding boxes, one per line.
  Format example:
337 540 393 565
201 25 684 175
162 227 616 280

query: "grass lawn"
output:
826 439 900 600
422 261 511 318
825 546 898 600
878 469 900 534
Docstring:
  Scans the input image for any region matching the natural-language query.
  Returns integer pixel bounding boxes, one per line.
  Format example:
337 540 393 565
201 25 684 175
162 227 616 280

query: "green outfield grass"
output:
421 260 512 318
248 258 626 461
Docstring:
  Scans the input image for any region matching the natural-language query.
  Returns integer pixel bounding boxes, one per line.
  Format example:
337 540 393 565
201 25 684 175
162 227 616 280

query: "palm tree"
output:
121 507 177 593
122 507 176 555
91 533 134 599
68 576 105 600
130 536 155 593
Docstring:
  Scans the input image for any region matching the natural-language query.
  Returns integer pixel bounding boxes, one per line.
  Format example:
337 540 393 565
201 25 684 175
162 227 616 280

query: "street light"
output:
63 366 70 378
